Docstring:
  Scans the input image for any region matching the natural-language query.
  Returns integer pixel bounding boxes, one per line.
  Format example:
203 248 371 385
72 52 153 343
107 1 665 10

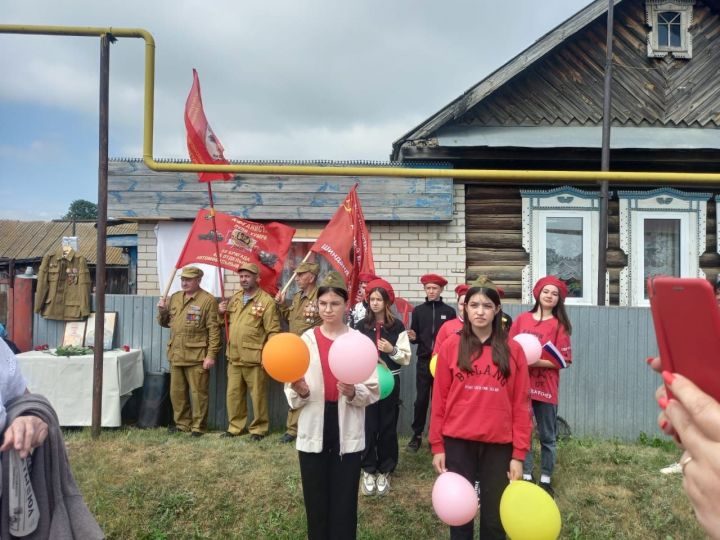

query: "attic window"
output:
646 1 694 58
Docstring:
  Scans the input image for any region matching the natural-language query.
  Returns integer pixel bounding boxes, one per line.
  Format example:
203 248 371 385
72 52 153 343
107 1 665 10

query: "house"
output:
393 0 720 306
107 159 464 304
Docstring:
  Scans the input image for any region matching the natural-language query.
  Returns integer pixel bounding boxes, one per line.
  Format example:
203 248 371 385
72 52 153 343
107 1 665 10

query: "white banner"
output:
155 222 224 297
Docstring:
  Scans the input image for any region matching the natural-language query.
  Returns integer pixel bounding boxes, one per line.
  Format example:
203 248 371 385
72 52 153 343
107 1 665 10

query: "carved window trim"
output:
521 187 601 306
618 188 709 306
646 0 694 59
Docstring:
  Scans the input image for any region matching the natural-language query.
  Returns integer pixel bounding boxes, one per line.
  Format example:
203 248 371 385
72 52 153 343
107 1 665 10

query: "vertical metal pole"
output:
92 33 110 438
598 0 614 305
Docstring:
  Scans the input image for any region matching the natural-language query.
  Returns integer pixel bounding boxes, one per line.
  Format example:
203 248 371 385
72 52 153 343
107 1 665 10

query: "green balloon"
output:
377 364 395 400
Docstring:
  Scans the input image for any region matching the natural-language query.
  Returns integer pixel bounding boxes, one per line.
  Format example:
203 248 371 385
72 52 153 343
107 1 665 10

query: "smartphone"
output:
648 276 720 402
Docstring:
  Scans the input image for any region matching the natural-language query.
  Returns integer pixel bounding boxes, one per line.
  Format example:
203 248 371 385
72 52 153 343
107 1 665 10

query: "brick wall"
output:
134 183 466 304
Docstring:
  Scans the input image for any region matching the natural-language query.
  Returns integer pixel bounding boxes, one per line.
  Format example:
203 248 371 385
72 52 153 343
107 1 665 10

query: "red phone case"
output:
648 276 720 402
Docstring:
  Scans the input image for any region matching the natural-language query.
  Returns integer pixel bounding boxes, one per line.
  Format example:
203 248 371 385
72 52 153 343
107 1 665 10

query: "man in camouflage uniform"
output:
157 266 221 437
274 261 322 443
219 263 280 440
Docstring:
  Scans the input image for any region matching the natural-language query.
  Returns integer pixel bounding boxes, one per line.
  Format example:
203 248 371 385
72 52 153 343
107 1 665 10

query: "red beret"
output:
532 276 568 301
420 274 448 287
365 278 395 305
358 272 378 283
454 284 469 298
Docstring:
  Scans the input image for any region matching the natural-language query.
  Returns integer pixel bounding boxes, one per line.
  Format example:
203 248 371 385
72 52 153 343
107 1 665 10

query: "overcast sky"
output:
0 0 590 220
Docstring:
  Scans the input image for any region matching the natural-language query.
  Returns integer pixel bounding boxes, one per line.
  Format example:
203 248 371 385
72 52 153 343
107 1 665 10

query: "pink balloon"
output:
513 333 542 364
328 331 378 384
432 472 479 526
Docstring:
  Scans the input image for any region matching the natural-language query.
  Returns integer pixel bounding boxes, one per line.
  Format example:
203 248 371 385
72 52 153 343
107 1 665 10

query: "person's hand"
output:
218 300 228 315
508 459 523 481
157 297 167 310
0 415 49 459
407 329 417 341
202 357 215 370
660 372 720 537
337 382 356 400
291 378 310 398
274 291 285 304
377 338 393 354
432 452 447 474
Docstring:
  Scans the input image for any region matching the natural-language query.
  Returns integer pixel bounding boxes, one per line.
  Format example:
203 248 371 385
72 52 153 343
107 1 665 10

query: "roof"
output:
0 220 137 265
392 0 720 158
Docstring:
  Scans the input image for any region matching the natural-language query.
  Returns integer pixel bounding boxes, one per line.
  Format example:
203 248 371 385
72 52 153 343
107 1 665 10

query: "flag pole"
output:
206 183 230 340
161 267 178 300
279 251 312 297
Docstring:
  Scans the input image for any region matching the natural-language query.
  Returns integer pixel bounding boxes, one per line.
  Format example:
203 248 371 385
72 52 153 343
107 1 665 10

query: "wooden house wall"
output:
455 0 720 129
108 160 453 222
465 185 720 305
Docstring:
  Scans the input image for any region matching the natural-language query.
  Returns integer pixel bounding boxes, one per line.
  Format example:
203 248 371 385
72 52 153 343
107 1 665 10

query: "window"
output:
618 188 709 306
646 1 694 58
657 11 682 47
521 187 601 305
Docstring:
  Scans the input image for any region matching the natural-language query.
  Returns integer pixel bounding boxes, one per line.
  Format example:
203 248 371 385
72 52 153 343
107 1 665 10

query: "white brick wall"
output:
134 183 466 304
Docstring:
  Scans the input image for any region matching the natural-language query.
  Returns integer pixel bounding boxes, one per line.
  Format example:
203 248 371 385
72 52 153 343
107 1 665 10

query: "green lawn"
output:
64 429 704 539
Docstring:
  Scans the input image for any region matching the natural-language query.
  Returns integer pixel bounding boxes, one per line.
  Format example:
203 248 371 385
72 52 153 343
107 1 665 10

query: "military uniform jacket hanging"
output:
34 249 92 321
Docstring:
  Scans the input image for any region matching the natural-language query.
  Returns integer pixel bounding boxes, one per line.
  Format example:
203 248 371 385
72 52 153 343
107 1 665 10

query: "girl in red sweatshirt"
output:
430 286 531 540
508 275 572 497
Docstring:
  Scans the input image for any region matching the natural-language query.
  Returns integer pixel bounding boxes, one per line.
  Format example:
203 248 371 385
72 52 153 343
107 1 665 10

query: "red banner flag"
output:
394 297 413 328
184 69 232 182
176 209 296 295
310 184 375 305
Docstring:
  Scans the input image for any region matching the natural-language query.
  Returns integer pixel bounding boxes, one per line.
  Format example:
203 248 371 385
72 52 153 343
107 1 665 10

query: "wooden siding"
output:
108 160 453 221
32 296 669 440
465 185 720 305
456 0 720 130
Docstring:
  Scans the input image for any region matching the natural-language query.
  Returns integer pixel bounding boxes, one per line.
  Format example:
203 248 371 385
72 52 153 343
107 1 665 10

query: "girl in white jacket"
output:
285 271 379 540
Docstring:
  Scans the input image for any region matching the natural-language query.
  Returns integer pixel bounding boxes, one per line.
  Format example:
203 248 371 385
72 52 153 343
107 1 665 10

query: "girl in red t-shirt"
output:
508 275 572 497
430 286 531 539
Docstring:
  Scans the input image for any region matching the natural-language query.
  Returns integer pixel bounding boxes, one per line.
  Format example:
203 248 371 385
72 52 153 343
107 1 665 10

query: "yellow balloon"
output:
430 354 438 377
499 480 561 540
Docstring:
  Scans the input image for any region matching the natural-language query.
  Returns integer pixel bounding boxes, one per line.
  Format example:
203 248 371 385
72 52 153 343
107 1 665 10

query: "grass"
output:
64 429 704 539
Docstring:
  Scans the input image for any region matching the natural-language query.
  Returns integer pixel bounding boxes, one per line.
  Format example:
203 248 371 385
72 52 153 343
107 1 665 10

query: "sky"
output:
0 0 590 220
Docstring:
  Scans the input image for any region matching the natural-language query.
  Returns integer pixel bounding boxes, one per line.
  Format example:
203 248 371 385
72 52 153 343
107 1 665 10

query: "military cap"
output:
296 262 320 275
365 278 395 305
238 262 259 274
469 275 505 298
180 266 204 279
319 271 347 291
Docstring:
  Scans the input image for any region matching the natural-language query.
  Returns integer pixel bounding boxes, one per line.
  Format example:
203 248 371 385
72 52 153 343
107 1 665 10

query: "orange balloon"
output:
262 332 310 383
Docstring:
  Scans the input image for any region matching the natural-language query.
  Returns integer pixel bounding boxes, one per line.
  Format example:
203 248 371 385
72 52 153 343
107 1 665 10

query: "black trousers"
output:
361 374 400 474
411 354 433 436
298 402 362 540
444 436 512 540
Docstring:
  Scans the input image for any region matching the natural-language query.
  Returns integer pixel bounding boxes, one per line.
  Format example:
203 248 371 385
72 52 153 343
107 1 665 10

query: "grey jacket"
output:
1 394 104 540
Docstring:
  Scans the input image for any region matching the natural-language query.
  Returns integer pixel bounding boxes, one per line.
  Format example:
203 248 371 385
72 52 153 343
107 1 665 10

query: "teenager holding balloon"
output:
357 278 411 496
430 285 532 539
285 271 379 540
508 275 572 497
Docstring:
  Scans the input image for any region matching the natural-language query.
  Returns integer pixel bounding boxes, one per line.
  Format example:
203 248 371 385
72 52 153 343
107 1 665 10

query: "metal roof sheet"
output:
0 220 136 265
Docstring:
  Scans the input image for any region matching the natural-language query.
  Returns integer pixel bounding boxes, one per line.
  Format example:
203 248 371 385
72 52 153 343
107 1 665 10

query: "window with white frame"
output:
618 188 709 306
521 187 600 305
646 0 694 58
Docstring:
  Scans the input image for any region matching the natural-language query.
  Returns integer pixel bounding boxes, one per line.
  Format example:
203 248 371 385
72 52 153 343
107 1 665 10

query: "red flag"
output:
310 184 375 305
176 209 296 295
394 297 413 327
184 69 232 182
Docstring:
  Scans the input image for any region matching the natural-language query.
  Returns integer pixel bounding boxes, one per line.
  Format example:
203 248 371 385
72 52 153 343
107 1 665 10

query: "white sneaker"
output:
660 462 683 475
361 471 376 496
376 473 390 496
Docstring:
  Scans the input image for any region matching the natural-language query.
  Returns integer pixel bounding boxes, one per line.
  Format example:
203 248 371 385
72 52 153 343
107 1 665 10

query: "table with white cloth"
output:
16 349 145 427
